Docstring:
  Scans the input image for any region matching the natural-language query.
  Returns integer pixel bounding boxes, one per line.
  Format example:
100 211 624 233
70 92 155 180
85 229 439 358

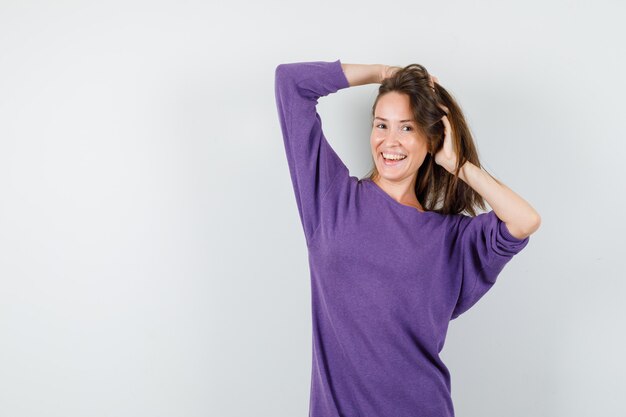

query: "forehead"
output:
374 92 414 121
374 116 415 123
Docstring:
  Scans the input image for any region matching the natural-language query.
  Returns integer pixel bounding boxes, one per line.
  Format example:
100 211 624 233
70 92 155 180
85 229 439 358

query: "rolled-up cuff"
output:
491 210 530 257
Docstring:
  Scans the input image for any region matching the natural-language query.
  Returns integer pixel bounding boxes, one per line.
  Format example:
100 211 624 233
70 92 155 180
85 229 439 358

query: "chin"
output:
376 167 404 181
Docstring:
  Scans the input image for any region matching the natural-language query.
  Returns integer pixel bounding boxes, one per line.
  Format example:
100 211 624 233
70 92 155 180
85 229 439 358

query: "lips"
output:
380 152 407 166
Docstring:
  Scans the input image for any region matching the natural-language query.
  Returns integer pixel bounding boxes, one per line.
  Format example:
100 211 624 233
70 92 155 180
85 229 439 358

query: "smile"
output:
381 152 407 166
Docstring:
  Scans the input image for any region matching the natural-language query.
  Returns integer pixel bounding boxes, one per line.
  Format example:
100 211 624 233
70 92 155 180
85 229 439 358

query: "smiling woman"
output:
274 59 539 417
363 63 493 216
369 91 431 211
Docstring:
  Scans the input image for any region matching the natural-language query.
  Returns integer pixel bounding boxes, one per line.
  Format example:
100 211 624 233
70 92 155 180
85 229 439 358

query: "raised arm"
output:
339 63 387 86
274 59 351 246
457 162 541 239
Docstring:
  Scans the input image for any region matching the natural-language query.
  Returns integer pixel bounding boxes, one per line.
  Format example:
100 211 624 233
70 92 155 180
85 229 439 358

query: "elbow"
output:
531 213 541 234
275 63 286 83
523 212 542 237
275 63 299 94
507 212 541 240
275 63 295 82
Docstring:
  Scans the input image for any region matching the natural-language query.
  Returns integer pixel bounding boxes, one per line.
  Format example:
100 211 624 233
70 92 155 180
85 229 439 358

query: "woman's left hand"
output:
433 104 459 174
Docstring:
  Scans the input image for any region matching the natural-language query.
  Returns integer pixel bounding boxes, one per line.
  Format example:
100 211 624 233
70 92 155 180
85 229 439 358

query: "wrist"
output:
457 161 472 183
378 64 388 83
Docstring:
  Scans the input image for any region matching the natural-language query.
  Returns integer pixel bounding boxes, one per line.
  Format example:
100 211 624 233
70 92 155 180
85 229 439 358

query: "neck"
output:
373 174 424 211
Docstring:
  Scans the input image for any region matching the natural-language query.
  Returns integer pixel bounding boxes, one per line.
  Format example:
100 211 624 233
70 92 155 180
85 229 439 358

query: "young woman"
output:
274 59 540 417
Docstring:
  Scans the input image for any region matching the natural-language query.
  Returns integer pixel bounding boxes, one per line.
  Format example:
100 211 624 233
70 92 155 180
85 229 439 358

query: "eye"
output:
374 123 413 131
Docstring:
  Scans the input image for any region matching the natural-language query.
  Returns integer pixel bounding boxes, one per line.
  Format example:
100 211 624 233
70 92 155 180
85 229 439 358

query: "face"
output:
370 91 429 184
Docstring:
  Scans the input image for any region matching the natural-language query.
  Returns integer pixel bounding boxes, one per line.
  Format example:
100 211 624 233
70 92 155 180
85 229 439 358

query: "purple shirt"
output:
274 59 530 417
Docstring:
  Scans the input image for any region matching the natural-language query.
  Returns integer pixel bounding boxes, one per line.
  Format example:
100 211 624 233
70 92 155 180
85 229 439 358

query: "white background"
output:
1 1 624 416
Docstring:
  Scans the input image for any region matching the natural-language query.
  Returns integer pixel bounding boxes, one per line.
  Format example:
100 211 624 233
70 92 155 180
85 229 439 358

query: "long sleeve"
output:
450 210 530 320
274 59 351 246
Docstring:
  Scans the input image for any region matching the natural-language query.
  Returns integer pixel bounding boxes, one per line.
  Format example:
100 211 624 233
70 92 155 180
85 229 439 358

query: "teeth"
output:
382 152 407 160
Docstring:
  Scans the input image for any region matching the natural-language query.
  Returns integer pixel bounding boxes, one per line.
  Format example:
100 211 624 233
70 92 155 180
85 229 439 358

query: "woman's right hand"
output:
379 65 402 83
429 75 439 90
380 65 440 90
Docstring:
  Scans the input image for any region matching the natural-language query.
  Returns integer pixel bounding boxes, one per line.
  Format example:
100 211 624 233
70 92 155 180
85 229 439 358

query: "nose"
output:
385 130 401 144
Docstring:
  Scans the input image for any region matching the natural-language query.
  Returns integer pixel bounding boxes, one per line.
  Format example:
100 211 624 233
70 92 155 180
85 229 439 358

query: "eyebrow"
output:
374 117 415 123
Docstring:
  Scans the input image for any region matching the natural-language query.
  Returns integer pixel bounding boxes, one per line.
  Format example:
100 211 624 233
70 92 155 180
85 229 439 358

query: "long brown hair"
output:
365 64 502 216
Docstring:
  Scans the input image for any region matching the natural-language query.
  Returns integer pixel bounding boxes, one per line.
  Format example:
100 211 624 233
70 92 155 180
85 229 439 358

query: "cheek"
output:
412 138 428 152
370 136 378 149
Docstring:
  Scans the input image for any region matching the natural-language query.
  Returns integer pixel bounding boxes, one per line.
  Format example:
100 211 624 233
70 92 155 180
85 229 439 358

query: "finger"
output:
441 114 451 130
